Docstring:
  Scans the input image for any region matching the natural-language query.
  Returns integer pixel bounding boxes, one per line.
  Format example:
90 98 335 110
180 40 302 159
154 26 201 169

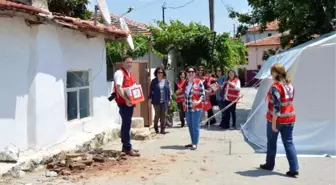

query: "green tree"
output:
149 20 247 71
106 34 150 65
47 0 92 19
228 0 335 48
262 47 280 61
47 0 151 65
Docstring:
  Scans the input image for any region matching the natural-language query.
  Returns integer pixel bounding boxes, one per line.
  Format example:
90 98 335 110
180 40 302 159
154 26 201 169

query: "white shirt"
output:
224 79 241 101
185 81 193 96
113 69 131 86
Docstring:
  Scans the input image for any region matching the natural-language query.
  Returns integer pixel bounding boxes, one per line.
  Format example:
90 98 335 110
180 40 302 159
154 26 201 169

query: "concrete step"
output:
131 117 144 128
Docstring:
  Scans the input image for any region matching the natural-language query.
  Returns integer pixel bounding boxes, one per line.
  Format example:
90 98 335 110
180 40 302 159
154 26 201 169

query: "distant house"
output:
241 21 280 43
0 1 128 150
109 13 151 35
245 34 282 83
241 21 280 85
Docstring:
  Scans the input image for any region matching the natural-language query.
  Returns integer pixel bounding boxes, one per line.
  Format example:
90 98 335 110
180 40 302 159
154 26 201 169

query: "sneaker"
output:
259 164 273 171
286 171 299 178
190 145 197 150
184 144 192 148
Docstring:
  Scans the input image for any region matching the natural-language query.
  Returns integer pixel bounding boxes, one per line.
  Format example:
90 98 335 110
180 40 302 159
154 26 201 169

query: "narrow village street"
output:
4 89 336 185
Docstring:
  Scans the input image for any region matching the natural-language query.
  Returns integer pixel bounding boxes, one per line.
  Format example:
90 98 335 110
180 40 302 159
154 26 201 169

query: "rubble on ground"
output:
44 149 128 176
131 128 155 140
0 144 20 163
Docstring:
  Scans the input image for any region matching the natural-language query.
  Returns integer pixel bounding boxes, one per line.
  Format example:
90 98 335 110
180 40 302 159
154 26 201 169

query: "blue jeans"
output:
217 100 225 125
266 121 299 172
118 104 134 151
186 110 202 145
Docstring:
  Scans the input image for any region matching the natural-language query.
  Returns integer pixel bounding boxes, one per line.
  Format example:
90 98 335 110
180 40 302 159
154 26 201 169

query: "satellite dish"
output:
96 0 111 25
119 17 135 50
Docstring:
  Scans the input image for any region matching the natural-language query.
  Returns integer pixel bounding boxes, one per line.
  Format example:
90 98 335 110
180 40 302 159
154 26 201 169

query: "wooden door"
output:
114 61 152 127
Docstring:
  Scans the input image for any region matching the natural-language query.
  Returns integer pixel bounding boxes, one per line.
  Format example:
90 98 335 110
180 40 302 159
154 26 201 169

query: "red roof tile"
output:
246 34 281 47
0 1 129 41
93 13 152 35
247 21 279 32
110 13 150 34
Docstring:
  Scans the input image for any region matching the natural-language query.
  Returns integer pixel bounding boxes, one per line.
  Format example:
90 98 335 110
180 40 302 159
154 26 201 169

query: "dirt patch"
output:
59 154 177 182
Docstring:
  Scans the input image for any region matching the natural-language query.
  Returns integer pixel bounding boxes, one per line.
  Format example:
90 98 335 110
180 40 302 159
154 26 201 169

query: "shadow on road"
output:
160 145 188 150
235 168 287 177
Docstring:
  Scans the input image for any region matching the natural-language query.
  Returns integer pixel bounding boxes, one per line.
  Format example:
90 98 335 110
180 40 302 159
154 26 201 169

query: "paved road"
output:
5 88 336 185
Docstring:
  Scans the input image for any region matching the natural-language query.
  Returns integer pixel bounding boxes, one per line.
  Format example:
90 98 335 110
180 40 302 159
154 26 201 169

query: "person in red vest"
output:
113 56 140 157
176 66 205 150
197 66 216 125
174 71 186 127
259 63 299 178
222 70 241 129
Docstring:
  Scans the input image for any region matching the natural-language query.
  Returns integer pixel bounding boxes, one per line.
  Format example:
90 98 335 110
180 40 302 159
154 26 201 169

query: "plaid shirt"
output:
184 80 206 112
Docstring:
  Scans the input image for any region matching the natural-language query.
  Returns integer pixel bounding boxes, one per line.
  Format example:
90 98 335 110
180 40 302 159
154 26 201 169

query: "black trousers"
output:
177 102 185 127
207 109 216 124
223 100 237 128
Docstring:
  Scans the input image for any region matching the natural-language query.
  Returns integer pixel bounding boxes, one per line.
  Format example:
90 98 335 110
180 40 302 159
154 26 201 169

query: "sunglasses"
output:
188 70 195 73
157 71 163 74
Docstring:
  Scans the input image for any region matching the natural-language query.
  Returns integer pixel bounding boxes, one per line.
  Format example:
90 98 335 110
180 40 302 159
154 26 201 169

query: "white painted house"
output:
0 1 128 151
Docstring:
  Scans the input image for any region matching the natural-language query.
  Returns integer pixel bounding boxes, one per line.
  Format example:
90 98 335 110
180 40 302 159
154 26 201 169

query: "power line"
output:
134 0 165 11
165 0 196 9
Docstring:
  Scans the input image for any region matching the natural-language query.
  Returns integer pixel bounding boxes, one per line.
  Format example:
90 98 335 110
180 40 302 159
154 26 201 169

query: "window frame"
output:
66 69 93 122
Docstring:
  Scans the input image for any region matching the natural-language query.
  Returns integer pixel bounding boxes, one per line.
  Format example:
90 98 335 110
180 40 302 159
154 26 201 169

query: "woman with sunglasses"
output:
148 67 171 134
176 66 205 150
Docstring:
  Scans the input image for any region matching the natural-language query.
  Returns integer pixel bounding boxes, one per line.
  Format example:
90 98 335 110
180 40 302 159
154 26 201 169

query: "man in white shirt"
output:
113 56 140 157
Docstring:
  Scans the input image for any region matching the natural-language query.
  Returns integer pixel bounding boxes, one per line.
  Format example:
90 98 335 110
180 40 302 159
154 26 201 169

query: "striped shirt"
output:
185 80 206 112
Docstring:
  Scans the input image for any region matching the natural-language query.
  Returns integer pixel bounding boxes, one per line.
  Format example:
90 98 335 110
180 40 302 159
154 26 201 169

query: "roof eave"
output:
247 44 281 47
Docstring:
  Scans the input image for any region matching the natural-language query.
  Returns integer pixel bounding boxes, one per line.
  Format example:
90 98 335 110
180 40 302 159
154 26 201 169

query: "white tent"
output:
242 32 336 156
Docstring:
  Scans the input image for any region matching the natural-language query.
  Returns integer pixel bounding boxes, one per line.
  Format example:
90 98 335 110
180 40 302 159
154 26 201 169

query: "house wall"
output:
0 17 119 150
241 30 278 43
247 45 279 70
245 45 279 86
137 52 163 69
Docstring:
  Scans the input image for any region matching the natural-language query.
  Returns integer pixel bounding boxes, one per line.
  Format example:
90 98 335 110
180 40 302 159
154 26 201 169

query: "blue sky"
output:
88 0 249 35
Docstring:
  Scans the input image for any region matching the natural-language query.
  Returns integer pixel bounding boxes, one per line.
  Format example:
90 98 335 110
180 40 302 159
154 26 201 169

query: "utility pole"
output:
233 24 236 37
162 2 166 23
209 0 214 31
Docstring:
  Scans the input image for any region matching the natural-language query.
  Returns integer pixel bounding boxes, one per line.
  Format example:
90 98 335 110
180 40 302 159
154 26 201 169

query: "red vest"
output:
266 82 296 124
223 78 240 102
190 78 204 110
114 67 135 104
175 80 186 103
